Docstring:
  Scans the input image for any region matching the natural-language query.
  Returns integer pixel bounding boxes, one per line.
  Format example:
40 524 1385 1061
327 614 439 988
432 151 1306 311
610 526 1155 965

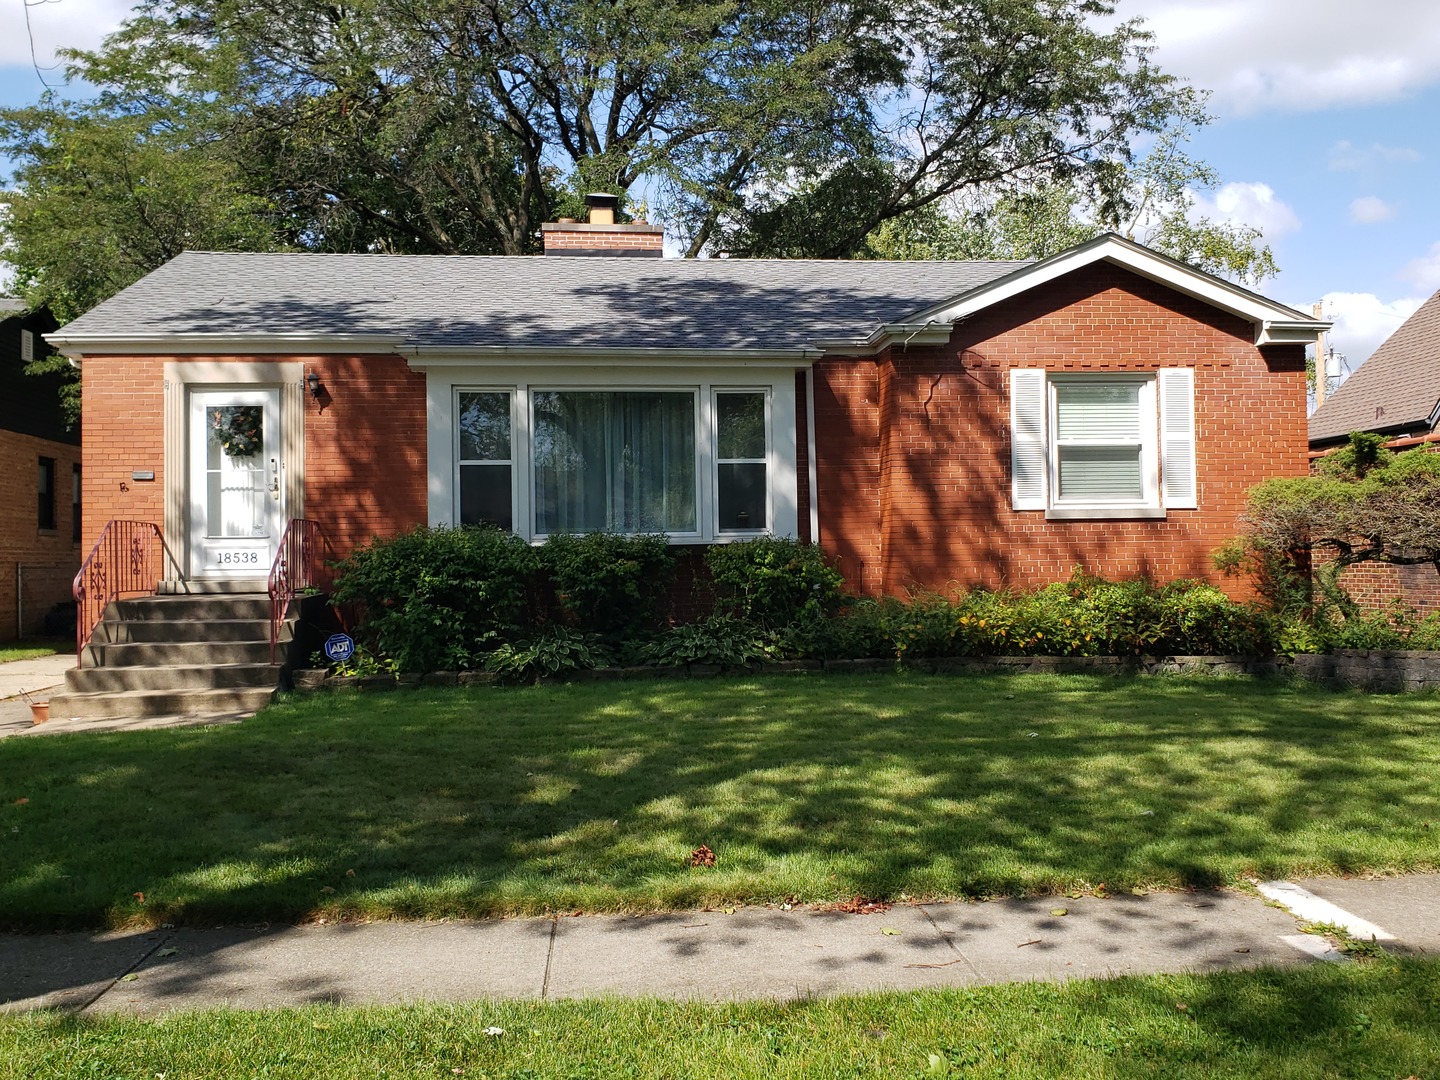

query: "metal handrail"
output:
268 518 328 663
73 520 187 662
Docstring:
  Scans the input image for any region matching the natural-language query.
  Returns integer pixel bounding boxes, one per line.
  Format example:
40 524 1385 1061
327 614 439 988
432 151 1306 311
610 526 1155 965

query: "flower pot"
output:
29 701 49 725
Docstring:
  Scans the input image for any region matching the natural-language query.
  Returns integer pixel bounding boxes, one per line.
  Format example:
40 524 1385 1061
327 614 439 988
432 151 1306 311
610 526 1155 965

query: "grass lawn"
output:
2 673 1439 930
0 639 66 664
3 960 1438 1078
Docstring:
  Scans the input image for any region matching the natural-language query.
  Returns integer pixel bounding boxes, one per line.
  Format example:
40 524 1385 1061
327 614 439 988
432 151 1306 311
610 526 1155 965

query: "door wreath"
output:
210 406 264 458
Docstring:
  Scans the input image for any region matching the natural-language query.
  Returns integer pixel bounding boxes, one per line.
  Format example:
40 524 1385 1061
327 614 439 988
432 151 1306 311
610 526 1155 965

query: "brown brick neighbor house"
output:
50 222 1323 616
1 301 81 641
1308 287 1440 613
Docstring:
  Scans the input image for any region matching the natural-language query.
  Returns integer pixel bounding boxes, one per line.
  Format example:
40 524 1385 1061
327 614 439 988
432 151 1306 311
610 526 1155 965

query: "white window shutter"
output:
1159 368 1197 508
1010 369 1047 510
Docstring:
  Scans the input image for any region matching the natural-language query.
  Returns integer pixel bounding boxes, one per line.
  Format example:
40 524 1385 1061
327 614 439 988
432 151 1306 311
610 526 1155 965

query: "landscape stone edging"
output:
287 648 1440 694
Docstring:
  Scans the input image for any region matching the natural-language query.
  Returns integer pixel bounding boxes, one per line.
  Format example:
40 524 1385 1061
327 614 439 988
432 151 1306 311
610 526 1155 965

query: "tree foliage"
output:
1226 435 1440 615
862 90 1277 283
2 0 1196 309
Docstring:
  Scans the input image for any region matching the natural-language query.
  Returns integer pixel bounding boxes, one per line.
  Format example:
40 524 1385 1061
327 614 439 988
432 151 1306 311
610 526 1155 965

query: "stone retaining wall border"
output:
288 649 1440 695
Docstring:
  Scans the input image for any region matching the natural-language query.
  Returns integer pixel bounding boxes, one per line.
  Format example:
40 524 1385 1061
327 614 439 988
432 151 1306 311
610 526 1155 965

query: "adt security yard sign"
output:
324 633 356 664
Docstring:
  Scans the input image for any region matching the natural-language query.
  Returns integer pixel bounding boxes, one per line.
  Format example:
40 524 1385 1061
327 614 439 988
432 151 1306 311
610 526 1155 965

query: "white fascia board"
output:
810 323 954 357
905 234 1330 346
45 332 404 358
401 345 819 370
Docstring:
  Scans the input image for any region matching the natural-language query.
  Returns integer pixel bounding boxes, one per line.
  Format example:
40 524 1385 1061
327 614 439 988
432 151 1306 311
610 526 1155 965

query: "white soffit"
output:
906 234 1329 348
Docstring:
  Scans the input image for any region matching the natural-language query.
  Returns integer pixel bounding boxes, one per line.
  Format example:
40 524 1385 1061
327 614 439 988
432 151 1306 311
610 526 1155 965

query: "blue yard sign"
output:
324 633 356 664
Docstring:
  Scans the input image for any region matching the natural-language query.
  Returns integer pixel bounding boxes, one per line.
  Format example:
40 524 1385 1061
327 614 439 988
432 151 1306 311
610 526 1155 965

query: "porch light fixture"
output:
306 371 323 400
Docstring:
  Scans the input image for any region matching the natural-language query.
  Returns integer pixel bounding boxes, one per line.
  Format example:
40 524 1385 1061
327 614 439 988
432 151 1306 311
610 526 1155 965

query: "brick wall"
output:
813 264 1308 598
0 429 82 639
79 353 428 577
1335 561 1440 614
302 354 428 559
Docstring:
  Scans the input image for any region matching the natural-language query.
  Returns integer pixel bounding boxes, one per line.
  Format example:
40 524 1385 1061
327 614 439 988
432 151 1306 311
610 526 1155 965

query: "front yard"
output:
2 673 1438 930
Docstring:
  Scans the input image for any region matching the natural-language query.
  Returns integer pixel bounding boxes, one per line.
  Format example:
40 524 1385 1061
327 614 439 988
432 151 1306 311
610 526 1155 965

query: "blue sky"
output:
2 0 1438 373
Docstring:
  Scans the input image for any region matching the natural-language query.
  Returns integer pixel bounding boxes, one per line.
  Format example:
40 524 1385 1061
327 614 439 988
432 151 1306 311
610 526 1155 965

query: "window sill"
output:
1044 506 1166 521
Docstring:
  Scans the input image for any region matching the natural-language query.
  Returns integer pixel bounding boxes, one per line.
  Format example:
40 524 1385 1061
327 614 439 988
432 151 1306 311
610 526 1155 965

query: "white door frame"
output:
162 362 307 587
188 388 284 580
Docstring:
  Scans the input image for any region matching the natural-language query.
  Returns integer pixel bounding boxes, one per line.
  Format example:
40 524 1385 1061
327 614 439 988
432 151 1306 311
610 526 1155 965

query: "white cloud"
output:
0 0 132 71
1328 140 1423 172
1316 291 1425 370
1349 196 1395 224
1189 181 1301 238
1399 240 1440 292
1131 1 1440 114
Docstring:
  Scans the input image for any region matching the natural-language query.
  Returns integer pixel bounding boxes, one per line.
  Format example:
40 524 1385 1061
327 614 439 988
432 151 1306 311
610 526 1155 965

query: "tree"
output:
1224 435 1440 615
861 90 1278 283
5 0 1188 273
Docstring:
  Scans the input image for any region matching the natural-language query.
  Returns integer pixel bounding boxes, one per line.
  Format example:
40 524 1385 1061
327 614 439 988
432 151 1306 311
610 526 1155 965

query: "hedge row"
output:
324 527 1374 681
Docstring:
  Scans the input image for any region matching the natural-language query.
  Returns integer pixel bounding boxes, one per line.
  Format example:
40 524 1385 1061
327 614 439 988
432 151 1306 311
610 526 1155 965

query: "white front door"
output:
189 389 284 578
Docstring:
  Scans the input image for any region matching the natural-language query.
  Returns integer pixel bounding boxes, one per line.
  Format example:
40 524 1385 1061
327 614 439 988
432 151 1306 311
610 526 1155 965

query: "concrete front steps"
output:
49 594 290 721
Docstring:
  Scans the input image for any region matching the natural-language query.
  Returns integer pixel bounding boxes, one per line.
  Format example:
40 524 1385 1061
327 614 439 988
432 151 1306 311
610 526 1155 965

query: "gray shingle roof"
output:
1309 288 1440 444
56 251 1029 351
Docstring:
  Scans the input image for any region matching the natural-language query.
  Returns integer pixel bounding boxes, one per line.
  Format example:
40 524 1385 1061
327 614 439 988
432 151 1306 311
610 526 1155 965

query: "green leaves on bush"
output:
329 526 540 672
484 628 612 684
640 616 778 668
706 537 847 628
543 532 675 642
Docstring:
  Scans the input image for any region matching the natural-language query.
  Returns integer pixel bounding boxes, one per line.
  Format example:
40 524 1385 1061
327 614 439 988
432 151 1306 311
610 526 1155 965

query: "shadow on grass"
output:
1 673 1437 934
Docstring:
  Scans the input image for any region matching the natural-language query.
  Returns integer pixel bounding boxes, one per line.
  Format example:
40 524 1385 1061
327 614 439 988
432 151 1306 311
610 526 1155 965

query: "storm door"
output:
188 389 283 578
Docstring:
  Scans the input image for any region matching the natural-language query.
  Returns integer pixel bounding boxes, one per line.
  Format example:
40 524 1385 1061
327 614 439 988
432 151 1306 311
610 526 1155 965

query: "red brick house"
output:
1 301 81 641
50 220 1322 614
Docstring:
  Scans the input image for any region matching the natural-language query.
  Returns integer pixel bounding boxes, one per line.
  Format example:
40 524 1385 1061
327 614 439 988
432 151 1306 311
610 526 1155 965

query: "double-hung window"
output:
715 391 768 533
457 391 514 530
1010 369 1195 518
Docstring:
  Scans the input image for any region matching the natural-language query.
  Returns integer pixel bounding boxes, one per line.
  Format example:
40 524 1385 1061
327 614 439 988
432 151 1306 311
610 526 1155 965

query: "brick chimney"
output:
541 193 664 257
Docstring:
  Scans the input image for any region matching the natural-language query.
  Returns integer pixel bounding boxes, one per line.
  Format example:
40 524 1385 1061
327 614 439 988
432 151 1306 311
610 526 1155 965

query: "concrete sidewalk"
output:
4 876 1434 1016
0 653 75 736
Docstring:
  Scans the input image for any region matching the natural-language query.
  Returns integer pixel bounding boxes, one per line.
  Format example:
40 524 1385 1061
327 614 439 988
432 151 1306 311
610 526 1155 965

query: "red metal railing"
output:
73 520 186 661
269 518 329 663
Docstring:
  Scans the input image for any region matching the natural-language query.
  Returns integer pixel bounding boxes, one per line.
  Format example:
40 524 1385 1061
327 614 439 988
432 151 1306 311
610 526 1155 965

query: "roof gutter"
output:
45 332 405 359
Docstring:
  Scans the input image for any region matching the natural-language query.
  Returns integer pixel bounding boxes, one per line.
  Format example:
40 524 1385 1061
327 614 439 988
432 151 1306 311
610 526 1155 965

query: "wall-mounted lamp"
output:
306 371 324 400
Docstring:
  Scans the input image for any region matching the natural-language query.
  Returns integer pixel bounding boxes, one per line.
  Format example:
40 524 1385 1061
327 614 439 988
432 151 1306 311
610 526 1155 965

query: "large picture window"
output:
533 390 698 535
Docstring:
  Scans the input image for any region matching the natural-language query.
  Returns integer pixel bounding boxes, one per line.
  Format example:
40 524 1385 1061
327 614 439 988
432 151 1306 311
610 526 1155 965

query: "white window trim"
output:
713 387 772 536
430 365 798 543
1046 373 1160 519
1012 368 1195 521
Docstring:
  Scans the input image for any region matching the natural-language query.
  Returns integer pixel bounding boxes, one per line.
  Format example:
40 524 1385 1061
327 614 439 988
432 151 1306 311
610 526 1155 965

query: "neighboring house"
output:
1308 287 1440 613
1309 287 1440 450
0 300 81 641
49 206 1322 622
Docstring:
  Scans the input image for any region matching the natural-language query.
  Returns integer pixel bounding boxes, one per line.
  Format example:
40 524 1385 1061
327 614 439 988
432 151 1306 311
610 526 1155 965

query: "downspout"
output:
806 367 819 545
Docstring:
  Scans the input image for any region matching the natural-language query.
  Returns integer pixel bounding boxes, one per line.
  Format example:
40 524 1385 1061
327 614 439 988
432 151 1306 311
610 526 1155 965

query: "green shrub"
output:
329 526 541 672
484 627 612 684
640 616 777 667
541 533 676 642
706 538 848 629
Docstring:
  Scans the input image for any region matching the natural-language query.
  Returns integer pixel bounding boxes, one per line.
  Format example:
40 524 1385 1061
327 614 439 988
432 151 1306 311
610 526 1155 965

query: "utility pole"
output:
1312 302 1327 409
